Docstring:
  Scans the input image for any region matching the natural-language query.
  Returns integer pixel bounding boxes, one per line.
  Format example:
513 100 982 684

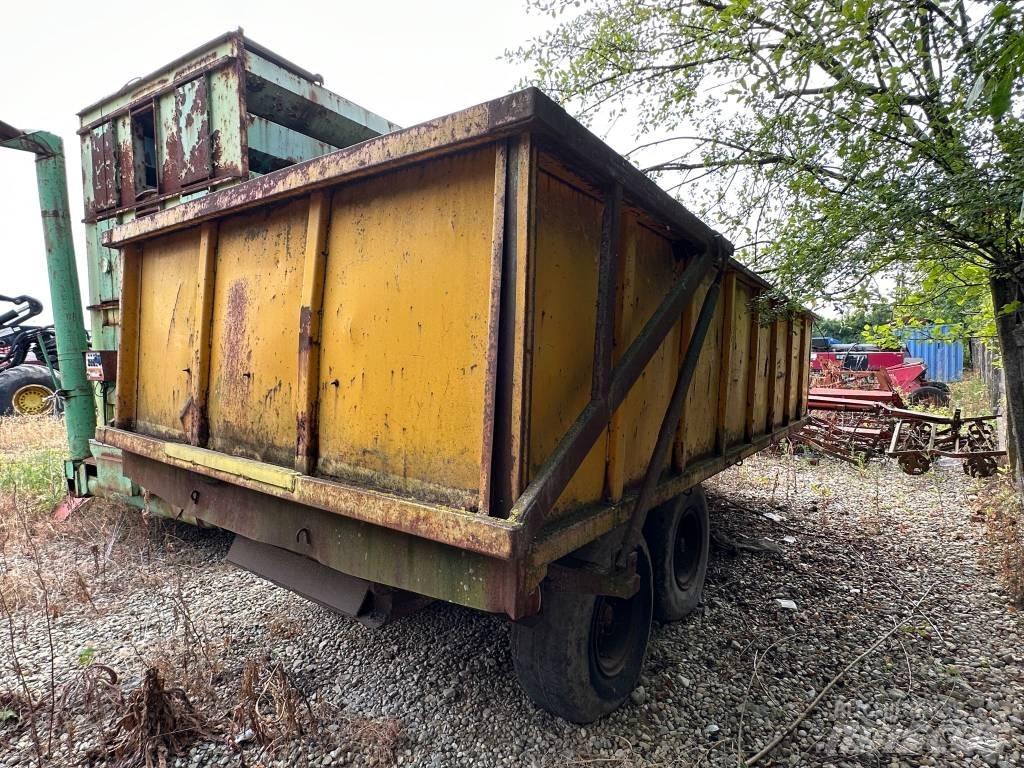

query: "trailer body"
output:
95 88 811 622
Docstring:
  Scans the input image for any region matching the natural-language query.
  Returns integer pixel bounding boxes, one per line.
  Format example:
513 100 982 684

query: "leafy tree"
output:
814 300 896 343
514 0 1024 483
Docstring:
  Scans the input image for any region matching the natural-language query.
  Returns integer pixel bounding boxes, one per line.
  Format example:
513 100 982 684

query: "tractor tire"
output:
0 365 60 416
511 542 653 723
908 385 950 409
644 484 710 621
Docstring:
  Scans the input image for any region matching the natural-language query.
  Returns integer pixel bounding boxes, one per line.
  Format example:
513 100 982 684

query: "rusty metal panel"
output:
134 229 201 439
316 147 496 507
125 452 530 617
208 64 245 178
243 48 398 147
90 122 118 213
206 198 308 466
114 113 136 208
102 90 540 248
618 219 682 485
160 76 212 193
528 170 606 511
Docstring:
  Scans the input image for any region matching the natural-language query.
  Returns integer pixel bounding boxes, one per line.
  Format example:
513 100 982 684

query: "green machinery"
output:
0 123 95 467
5 30 398 507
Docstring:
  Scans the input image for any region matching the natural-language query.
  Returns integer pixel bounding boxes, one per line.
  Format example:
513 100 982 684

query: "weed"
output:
978 478 1024 606
948 373 992 417
346 714 403 767
0 449 64 516
232 655 314 755
91 667 214 768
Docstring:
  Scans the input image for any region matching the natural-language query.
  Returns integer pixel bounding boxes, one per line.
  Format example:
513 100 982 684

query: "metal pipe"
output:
1 126 96 461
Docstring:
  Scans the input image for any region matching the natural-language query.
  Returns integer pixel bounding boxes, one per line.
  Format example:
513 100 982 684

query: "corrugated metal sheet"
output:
901 325 964 383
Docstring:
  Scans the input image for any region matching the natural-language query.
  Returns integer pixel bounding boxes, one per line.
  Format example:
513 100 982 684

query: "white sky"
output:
1 0 549 322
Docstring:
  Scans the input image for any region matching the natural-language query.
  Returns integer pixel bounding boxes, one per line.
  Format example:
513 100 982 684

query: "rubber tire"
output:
644 485 710 621
510 543 653 723
908 385 950 408
0 365 59 415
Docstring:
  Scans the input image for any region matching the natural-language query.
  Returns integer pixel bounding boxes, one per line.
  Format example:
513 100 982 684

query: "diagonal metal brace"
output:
615 238 730 568
509 244 717 534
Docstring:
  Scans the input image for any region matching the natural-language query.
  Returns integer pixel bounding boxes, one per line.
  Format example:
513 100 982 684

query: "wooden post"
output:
295 191 331 475
114 244 142 429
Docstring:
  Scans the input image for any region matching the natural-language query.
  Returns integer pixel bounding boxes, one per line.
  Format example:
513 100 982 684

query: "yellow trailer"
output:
98 88 811 722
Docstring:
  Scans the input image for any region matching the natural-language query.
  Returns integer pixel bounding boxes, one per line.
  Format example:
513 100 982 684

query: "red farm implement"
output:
794 368 1003 481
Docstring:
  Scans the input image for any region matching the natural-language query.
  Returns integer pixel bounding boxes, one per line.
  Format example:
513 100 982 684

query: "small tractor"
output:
0 294 61 415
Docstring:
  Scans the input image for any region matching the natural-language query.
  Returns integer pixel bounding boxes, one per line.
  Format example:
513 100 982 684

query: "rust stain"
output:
162 76 212 193
90 125 118 214
172 50 219 82
223 280 251 390
296 305 318 468
118 134 136 208
179 396 208 446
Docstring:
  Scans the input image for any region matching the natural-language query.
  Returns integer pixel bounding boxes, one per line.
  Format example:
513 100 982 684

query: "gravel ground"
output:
2 451 1023 767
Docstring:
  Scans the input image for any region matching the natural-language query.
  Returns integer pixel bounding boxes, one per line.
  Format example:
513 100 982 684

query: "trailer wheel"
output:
908 385 949 408
0 366 59 416
644 485 710 621
511 543 653 723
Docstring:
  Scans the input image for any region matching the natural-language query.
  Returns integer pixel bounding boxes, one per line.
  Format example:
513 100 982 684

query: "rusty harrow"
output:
794 396 1004 478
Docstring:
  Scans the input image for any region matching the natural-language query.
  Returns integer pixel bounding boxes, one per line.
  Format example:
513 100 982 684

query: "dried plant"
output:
347 714 403 767
232 656 313 754
55 662 123 720
91 667 214 768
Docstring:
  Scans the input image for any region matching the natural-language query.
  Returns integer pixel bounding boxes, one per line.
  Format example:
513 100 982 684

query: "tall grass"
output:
0 416 67 533
947 372 992 417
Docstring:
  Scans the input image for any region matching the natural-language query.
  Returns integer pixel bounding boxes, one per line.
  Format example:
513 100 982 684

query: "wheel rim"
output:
590 594 636 679
673 503 704 591
898 452 930 475
12 383 54 416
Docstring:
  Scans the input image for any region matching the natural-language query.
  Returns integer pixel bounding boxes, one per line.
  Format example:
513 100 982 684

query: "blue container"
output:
900 325 964 383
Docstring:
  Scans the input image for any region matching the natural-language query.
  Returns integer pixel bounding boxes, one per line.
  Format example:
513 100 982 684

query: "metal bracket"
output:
546 554 640 599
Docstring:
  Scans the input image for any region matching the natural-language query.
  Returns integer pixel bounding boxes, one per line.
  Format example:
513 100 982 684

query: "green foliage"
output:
815 302 893 343
0 448 65 510
512 1 1024 322
77 646 97 666
948 374 991 417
